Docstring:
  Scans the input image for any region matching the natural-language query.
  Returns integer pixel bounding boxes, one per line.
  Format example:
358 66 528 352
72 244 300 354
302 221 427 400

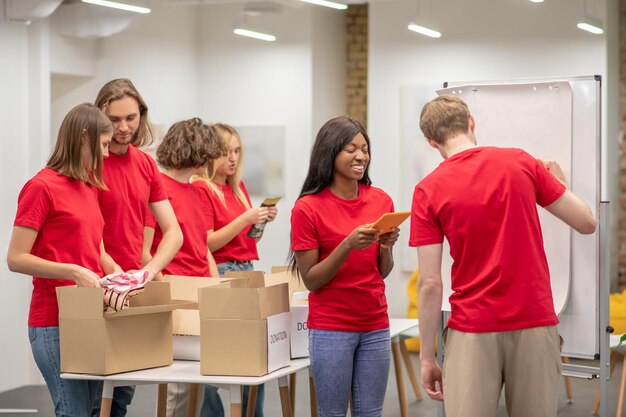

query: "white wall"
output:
369 0 615 316
0 18 52 392
50 4 202 136
196 4 344 272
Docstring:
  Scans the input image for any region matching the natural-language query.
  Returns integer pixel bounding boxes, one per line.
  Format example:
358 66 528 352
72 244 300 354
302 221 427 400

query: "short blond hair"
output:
419 95 470 145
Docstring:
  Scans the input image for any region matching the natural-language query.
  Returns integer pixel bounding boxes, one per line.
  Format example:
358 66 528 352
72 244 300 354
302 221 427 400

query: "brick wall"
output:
346 4 368 128
618 0 626 291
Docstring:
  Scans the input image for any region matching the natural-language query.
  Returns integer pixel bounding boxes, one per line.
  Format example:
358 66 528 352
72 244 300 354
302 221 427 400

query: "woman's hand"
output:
344 225 379 250
71 265 101 288
266 206 278 222
378 227 400 249
244 206 271 225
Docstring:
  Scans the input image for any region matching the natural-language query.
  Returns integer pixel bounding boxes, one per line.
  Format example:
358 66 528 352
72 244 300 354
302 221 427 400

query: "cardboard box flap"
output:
57 286 104 319
164 275 233 302
199 283 289 320
103 299 189 318
129 281 171 307
224 271 265 288
265 269 308 300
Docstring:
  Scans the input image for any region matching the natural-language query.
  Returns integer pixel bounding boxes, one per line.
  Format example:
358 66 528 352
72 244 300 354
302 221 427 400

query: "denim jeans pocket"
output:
28 327 37 344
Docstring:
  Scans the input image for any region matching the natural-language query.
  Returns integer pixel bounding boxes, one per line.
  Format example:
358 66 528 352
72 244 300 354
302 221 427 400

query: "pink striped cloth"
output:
99 271 149 312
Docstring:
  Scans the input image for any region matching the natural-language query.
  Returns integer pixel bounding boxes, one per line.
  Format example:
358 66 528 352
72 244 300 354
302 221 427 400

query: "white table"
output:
61 358 311 417
389 318 422 417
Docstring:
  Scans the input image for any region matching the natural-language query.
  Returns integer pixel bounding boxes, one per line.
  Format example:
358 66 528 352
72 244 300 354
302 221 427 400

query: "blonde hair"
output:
95 78 154 148
193 123 250 209
419 95 471 145
47 103 112 189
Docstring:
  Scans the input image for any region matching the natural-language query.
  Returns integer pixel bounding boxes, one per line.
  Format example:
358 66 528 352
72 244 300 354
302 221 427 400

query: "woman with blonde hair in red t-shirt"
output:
192 123 276 417
7 103 122 416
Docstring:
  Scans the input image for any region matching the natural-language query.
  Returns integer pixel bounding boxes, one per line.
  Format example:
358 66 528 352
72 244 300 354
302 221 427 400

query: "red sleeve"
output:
192 180 216 230
409 184 444 247
147 156 168 203
290 200 319 251
145 209 157 228
533 158 566 207
14 179 50 231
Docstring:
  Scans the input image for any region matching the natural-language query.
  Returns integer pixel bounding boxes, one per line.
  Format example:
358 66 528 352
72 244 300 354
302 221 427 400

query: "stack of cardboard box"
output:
56 268 310 377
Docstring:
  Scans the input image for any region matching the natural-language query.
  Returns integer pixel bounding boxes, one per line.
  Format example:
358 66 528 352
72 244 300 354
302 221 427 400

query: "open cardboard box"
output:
199 271 291 376
57 281 189 375
164 275 233 360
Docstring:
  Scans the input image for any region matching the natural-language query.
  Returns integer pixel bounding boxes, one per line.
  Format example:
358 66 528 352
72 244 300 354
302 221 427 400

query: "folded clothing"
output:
100 271 149 312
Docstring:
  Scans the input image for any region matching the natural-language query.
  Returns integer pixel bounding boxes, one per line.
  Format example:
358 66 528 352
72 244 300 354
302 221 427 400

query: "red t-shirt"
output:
290 184 394 332
14 168 105 327
409 147 566 333
146 174 212 277
194 181 258 264
98 145 168 271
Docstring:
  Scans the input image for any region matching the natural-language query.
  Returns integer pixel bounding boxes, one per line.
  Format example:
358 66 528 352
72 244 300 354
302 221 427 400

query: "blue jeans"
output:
309 328 391 417
91 386 135 417
216 260 253 276
29 326 102 417
200 260 264 417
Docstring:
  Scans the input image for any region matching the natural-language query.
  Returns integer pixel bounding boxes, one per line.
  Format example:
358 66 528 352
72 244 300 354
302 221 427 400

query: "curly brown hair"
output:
156 118 227 170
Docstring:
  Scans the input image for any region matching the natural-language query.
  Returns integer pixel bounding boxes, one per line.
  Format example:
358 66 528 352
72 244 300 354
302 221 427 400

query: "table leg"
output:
100 382 114 417
289 373 297 415
157 384 168 417
618 353 626 417
592 350 618 414
229 385 242 417
278 376 292 417
187 384 200 417
309 369 318 417
246 386 258 417
391 337 409 417
399 337 423 401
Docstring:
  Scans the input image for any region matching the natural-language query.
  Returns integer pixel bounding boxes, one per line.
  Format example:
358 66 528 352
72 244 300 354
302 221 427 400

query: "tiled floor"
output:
0 355 623 416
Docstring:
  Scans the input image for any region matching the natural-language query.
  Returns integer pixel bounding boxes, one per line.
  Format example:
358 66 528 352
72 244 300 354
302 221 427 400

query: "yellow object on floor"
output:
610 289 626 334
405 268 420 352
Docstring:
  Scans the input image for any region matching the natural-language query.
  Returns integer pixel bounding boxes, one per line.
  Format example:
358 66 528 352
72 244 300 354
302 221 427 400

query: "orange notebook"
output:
369 211 411 234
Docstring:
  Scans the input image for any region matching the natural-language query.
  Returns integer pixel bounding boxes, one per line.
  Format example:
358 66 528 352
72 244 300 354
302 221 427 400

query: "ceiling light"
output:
529 0 544 3
233 28 276 42
81 0 150 14
577 19 604 34
408 22 441 38
299 0 348 10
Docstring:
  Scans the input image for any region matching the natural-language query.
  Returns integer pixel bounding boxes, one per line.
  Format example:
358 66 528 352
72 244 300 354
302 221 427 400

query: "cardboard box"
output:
290 300 309 358
57 281 184 375
199 272 291 376
267 267 311 359
265 267 308 299
164 275 233 360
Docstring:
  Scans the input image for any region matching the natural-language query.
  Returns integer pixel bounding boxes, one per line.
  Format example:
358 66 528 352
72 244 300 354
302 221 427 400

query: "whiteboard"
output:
404 76 601 359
